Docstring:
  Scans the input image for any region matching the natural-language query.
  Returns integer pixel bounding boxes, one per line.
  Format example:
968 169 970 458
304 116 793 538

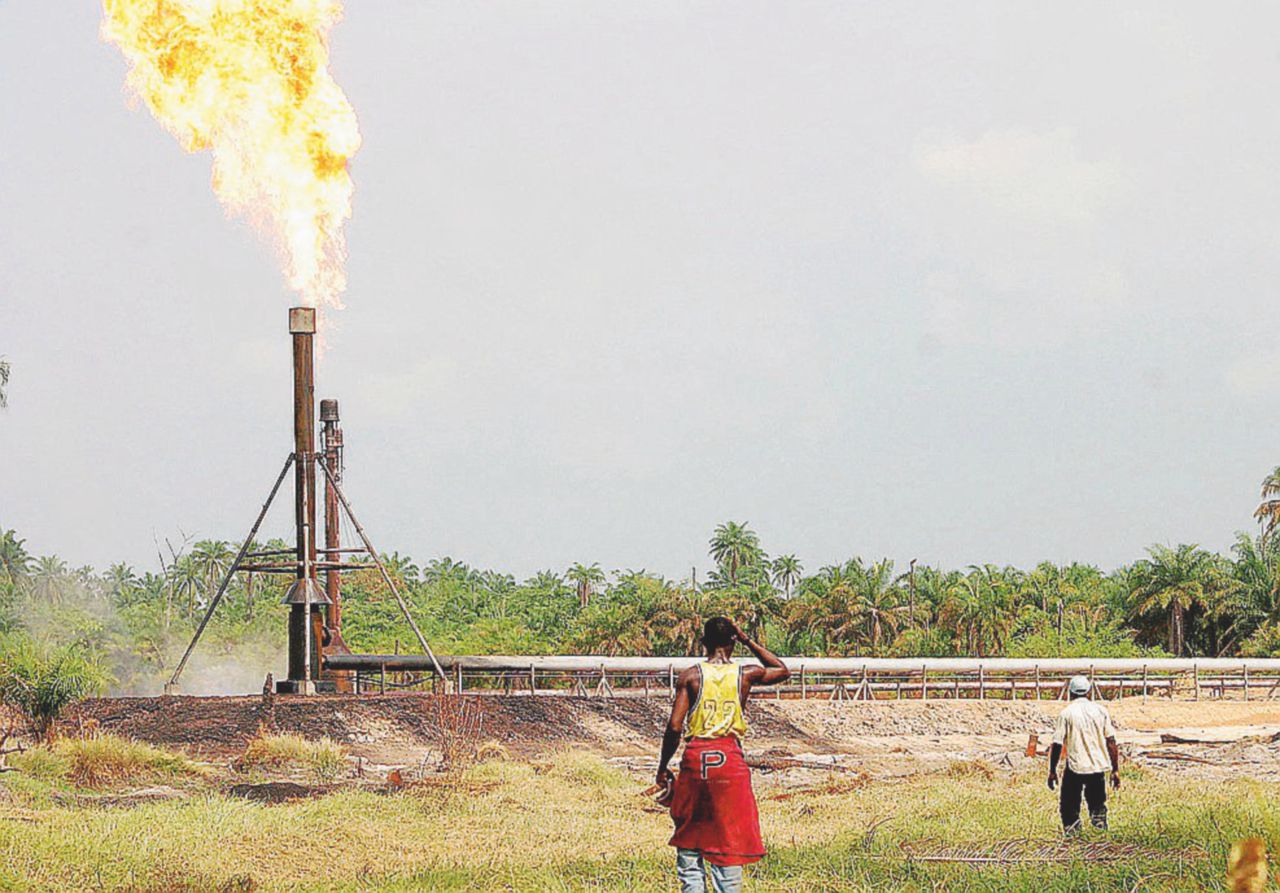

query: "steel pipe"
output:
325 654 1280 674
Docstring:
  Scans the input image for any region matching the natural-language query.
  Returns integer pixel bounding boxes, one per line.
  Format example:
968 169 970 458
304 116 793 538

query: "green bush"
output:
0 633 109 740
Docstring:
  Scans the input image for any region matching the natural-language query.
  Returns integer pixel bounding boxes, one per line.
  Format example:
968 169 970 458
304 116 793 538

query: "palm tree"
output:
709 522 764 586
31 555 69 605
571 603 653 655
770 555 803 599
941 566 1017 657
171 554 203 616
566 562 606 608
477 570 516 595
0 529 32 587
382 552 420 586
650 586 713 654
527 570 565 591
1128 544 1240 656
851 559 909 654
1232 532 1280 641
910 565 957 635
0 638 107 741
786 562 868 655
1256 467 1280 541
191 540 234 605
104 562 140 604
423 557 469 585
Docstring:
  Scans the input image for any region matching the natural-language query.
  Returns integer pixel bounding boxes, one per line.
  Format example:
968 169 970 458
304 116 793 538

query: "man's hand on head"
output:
729 620 748 642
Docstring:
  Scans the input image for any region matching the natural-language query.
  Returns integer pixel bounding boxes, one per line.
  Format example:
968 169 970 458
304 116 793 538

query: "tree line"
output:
5 467 1280 692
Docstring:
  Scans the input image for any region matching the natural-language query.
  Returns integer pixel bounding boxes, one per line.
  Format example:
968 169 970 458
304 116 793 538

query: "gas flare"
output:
101 0 361 311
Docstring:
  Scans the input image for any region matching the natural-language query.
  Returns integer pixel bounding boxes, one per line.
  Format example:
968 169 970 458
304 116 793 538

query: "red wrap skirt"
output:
669 736 764 866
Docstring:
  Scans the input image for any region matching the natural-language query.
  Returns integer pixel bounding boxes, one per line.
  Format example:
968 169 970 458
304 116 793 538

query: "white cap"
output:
1068 675 1091 696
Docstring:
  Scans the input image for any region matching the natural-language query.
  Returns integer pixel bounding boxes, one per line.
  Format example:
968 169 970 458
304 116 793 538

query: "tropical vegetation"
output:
5 469 1280 693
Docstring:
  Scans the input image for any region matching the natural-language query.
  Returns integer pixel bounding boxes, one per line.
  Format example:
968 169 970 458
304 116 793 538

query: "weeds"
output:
423 692 485 770
9 733 207 788
0 753 1275 891
236 730 347 783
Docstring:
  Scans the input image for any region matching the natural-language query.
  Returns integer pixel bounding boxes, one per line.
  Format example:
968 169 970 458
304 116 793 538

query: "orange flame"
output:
101 0 361 311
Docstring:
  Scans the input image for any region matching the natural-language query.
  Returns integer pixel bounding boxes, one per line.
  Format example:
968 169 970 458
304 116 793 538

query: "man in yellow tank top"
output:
656 617 790 893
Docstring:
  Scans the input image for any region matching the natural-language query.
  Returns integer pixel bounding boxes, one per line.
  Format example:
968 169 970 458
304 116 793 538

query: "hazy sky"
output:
3 2 1279 581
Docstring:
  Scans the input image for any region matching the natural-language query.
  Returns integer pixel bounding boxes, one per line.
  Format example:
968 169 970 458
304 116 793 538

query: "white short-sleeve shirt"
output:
1053 697 1116 775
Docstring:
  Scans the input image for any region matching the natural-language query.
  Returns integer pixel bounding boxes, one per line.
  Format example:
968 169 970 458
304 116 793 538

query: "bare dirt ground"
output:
69 693 1280 784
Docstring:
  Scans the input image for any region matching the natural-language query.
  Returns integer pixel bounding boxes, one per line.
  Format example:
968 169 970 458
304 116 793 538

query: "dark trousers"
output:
1060 769 1107 832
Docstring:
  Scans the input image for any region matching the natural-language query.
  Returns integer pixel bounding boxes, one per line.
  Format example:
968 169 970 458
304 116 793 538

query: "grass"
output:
0 749 1276 891
8 734 209 789
236 731 348 783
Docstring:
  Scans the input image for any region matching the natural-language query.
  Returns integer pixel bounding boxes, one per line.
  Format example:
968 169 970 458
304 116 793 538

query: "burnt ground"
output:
69 693 808 761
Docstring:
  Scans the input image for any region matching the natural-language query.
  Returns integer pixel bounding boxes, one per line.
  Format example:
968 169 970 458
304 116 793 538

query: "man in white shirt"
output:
1048 675 1121 835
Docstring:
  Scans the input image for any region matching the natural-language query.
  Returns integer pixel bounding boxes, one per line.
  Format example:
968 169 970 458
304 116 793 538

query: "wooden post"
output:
530 664 537 695
1194 663 1200 701
954 674 960 700
1034 665 1041 701
1141 665 1147 700
1244 665 1250 702
668 665 675 695
978 665 985 700
800 668 807 699
456 664 463 694
380 663 386 694
921 665 928 701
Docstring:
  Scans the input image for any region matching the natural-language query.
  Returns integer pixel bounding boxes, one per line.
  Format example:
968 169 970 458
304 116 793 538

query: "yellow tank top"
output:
685 662 748 740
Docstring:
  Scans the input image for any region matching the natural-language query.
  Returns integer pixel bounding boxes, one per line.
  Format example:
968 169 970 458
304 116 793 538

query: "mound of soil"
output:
778 700 1055 740
70 694 810 758
227 781 321 803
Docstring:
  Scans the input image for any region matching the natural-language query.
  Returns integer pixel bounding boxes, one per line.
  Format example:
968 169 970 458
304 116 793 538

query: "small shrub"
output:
238 731 347 783
0 634 108 741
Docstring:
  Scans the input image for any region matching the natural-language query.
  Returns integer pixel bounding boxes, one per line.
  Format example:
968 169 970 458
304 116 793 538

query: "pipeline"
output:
325 654 1280 674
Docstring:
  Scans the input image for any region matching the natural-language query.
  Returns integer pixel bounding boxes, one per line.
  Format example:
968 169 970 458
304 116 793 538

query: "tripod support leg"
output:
317 456 446 680
165 455 295 694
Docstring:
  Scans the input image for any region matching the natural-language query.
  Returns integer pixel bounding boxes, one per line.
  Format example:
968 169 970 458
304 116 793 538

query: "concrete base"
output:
275 680 337 695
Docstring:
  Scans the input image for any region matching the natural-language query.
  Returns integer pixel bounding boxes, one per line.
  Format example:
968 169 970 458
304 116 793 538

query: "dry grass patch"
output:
10 734 208 788
943 759 996 780
1 752 1274 891
236 731 347 783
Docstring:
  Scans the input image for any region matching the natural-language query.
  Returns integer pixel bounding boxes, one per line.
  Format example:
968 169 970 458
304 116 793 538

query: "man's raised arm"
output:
734 621 790 686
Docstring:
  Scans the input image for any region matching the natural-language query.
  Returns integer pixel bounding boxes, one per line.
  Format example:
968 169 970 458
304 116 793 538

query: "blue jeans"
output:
676 848 743 893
